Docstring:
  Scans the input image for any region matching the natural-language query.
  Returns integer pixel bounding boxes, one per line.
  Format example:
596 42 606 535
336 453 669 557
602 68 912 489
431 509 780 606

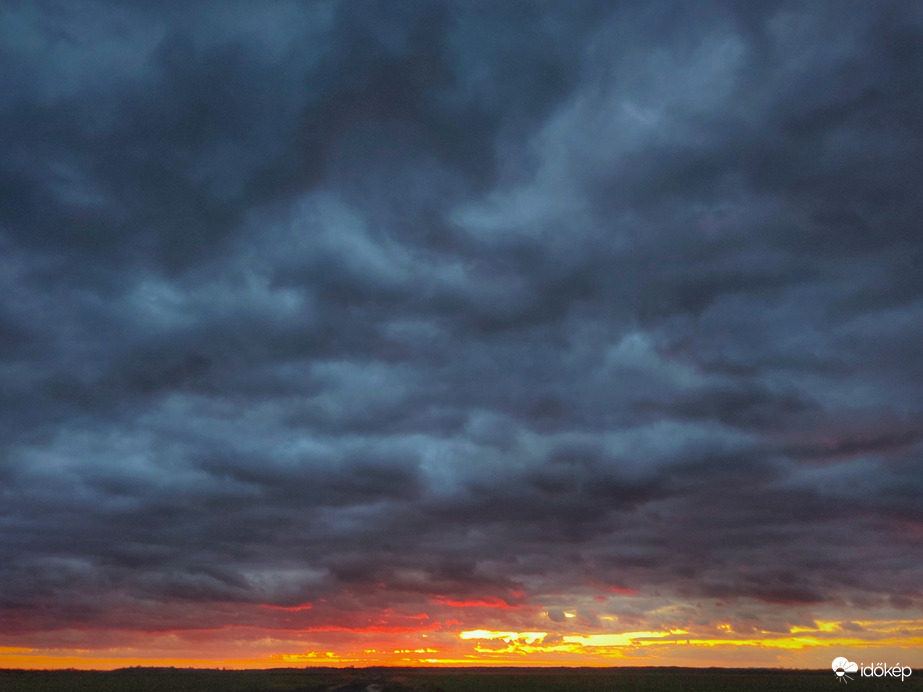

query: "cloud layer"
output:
1 0 921 667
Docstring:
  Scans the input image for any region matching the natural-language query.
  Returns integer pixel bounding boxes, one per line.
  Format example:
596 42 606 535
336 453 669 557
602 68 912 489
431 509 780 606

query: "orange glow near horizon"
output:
433 596 518 609
259 602 315 612
3 616 923 671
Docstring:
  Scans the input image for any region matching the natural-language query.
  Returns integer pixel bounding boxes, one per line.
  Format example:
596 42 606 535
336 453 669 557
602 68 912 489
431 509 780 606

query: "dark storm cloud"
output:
1 0 922 643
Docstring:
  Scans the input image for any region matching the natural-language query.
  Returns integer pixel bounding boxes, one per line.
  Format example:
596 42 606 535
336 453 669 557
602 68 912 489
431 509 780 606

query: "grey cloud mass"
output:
1 0 921 651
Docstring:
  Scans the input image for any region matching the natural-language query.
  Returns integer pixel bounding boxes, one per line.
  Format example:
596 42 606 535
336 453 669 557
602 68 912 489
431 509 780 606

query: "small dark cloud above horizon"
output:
1 0 921 651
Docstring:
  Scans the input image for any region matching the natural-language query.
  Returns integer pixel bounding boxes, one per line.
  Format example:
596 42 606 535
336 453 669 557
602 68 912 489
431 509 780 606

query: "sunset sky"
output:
1 0 922 671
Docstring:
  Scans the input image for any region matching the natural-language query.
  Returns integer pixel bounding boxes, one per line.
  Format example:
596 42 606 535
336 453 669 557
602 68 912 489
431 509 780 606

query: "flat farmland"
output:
1 667 918 692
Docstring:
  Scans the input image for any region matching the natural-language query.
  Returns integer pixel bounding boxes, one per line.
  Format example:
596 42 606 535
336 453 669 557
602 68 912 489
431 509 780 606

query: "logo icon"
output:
833 657 858 683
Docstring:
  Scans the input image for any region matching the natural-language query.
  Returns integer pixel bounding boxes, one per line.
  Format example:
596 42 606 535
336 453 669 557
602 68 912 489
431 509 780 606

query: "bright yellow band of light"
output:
3 618 922 669
459 630 549 643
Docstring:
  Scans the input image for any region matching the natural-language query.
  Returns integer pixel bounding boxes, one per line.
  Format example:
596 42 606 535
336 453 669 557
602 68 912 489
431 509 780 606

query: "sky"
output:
1 0 922 671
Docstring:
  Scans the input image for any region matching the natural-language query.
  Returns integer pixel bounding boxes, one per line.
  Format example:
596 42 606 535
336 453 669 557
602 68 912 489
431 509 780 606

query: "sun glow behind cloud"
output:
3 609 923 670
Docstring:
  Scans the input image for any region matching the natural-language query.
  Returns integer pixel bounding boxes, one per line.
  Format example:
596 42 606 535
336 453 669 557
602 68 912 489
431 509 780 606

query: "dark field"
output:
0 667 919 692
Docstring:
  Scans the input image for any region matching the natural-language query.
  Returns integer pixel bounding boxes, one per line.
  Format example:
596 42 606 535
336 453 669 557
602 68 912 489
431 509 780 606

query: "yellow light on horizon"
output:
459 630 548 644
790 621 840 633
564 630 687 647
